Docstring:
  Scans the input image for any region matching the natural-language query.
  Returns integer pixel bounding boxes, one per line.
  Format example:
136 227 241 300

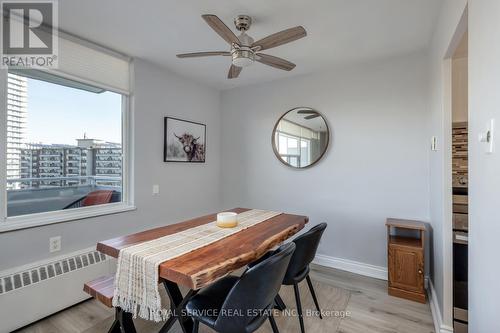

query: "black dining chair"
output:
185 242 296 333
250 223 327 333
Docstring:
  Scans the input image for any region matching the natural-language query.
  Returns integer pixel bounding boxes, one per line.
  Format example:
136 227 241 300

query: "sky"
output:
26 77 122 146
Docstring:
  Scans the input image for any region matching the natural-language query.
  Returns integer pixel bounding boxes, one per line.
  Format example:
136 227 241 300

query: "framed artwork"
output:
164 117 206 163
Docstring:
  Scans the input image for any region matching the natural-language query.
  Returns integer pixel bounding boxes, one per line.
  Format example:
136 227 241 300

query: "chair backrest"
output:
82 190 114 206
215 242 296 332
284 223 327 281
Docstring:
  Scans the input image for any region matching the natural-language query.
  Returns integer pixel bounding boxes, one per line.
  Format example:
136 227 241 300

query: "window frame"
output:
0 65 135 233
276 131 312 168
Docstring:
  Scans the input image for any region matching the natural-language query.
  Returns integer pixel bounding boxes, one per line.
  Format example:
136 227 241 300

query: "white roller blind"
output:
279 120 302 137
279 120 318 139
8 13 131 94
53 35 130 94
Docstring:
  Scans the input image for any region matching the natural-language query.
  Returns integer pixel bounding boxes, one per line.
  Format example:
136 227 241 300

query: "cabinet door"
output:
389 246 424 293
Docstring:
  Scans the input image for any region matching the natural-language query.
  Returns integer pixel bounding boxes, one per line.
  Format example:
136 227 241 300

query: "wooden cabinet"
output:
386 219 426 303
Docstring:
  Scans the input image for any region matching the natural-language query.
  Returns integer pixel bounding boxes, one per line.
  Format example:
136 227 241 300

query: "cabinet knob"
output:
418 269 423 275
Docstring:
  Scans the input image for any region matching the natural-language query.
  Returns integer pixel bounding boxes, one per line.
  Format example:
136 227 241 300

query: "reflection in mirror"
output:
272 107 329 168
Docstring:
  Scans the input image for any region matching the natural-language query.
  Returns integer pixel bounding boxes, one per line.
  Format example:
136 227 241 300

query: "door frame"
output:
441 6 468 329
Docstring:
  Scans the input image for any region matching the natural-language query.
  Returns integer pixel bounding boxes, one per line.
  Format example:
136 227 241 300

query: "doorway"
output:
450 29 468 333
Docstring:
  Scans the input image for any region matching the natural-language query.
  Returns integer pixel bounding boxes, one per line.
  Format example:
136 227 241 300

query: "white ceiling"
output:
284 110 328 132
58 0 441 90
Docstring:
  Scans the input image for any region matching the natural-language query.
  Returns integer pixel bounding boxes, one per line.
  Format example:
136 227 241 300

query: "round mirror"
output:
272 107 330 168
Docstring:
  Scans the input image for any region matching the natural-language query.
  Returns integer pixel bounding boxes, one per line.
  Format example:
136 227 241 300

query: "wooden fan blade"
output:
202 14 240 45
256 53 296 71
177 51 231 58
228 65 242 79
252 26 306 51
304 114 320 120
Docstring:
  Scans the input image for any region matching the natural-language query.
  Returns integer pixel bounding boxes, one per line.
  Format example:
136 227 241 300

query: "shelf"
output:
389 236 422 249
386 218 426 231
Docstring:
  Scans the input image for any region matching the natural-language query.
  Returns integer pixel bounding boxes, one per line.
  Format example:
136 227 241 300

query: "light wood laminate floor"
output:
16 267 434 333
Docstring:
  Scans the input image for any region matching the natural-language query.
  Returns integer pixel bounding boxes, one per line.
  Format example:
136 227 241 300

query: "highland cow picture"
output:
164 117 206 163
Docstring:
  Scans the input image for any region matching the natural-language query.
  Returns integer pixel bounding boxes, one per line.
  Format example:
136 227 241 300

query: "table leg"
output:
106 318 120 333
159 280 197 333
107 307 136 333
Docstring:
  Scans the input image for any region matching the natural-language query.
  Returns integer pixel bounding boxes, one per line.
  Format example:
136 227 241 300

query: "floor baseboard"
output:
428 279 454 333
313 254 388 281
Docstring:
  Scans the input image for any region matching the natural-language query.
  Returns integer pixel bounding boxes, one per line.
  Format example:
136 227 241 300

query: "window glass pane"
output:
6 71 123 217
287 137 299 156
300 139 310 166
288 156 299 167
278 134 288 154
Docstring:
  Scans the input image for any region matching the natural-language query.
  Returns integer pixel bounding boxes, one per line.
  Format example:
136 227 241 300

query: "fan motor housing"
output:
234 15 252 31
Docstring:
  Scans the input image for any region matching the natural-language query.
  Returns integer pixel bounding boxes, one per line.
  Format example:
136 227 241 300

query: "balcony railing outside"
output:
6 176 122 217
7 175 121 187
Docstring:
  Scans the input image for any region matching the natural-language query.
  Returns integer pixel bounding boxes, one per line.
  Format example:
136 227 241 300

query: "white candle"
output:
216 212 238 228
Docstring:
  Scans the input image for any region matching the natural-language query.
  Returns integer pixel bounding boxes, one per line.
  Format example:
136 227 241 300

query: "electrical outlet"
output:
49 236 61 253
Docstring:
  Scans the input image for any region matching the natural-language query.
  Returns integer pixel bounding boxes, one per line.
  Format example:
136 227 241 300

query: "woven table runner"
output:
113 209 281 321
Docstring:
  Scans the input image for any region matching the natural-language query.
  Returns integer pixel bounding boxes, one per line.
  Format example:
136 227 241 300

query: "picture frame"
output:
164 117 206 163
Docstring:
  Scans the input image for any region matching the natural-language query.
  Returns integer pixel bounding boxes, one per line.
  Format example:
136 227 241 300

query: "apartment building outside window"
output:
6 73 27 185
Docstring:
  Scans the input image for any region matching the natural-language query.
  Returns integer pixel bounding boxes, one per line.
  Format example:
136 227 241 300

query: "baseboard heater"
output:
0 247 115 333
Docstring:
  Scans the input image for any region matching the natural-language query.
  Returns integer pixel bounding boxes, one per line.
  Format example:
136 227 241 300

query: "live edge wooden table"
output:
96 208 309 333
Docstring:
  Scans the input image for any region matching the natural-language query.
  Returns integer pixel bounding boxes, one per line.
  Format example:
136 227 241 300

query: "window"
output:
276 132 312 168
5 70 126 219
275 118 320 168
2 70 133 222
1 33 133 232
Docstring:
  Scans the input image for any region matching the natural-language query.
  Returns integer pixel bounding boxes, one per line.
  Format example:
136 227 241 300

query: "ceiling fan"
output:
177 14 307 79
297 109 320 120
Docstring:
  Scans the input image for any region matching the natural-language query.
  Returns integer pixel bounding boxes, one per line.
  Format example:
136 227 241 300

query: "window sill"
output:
0 203 136 233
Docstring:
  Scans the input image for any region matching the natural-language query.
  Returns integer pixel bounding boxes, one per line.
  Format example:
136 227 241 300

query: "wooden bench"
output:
84 275 137 332
83 275 115 307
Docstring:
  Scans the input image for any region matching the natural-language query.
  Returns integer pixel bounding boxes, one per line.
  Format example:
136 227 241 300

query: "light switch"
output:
478 119 495 154
431 136 438 151
152 184 160 195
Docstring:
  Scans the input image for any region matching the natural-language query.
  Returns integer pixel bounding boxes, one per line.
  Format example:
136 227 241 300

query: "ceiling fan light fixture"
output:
231 48 255 67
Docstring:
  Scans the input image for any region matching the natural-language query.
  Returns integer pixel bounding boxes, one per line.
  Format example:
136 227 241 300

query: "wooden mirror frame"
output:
271 107 330 169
